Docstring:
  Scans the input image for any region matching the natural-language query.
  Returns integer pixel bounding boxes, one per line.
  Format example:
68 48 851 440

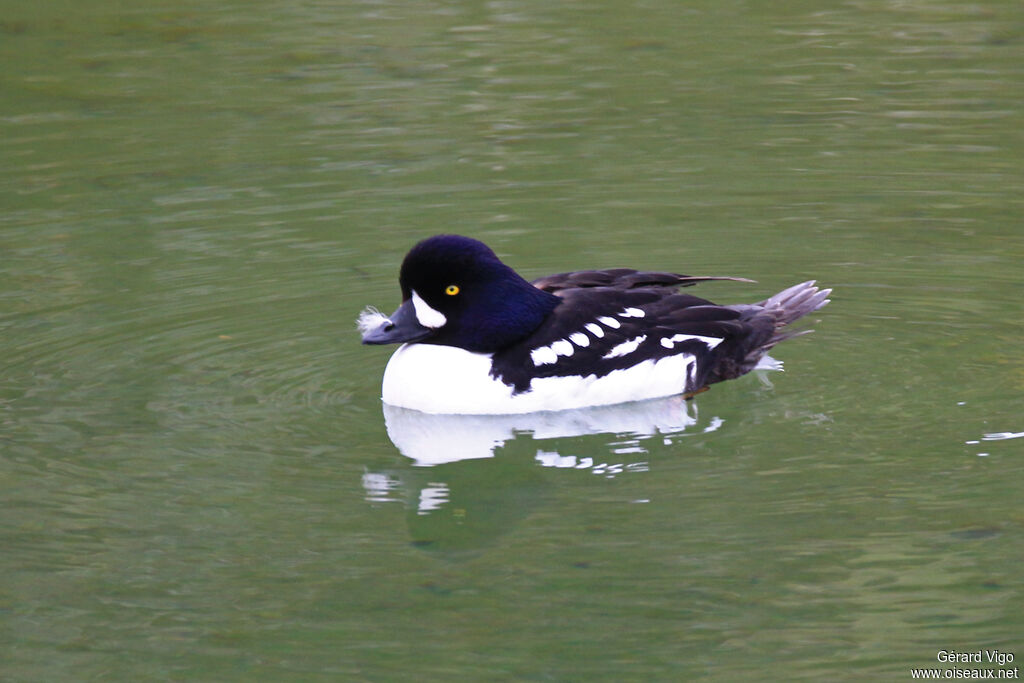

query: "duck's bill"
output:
361 299 433 345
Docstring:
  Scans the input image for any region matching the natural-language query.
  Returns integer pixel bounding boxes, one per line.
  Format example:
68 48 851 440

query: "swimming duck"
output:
359 235 830 414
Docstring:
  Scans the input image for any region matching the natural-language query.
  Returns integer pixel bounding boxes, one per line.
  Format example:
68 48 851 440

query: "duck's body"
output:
360 235 830 415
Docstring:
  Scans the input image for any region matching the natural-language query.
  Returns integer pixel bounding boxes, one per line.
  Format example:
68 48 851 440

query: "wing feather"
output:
531 269 754 294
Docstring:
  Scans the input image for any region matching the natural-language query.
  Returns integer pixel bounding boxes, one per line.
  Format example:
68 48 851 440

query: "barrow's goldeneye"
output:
359 235 830 414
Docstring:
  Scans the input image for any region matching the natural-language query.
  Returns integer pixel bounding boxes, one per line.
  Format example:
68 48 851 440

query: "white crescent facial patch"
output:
411 290 447 329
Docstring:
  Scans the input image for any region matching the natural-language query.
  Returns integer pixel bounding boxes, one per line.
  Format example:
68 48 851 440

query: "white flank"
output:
380 343 699 414
659 333 724 350
356 306 390 335
603 335 647 359
411 290 446 329
569 332 590 347
551 339 574 357
584 322 605 338
531 345 558 366
619 307 645 318
597 316 621 329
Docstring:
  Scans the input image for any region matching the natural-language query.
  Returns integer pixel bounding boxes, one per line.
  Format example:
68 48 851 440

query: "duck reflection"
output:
362 396 724 558
380 395 721 466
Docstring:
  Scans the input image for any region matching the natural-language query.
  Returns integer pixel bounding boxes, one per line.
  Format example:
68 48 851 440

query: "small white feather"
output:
603 335 647 359
356 306 390 335
551 339 575 357
660 333 724 350
754 354 784 371
531 345 558 366
569 332 590 347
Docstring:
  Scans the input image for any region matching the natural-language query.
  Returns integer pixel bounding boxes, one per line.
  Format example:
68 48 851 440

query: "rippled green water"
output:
3 1 1022 680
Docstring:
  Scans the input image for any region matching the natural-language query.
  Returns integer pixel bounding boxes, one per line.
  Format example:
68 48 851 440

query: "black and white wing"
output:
489 286 763 394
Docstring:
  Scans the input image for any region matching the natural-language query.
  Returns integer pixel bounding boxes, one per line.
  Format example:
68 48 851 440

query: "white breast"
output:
380 343 696 415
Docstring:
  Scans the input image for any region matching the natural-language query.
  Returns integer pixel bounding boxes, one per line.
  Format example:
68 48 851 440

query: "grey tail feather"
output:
758 280 832 347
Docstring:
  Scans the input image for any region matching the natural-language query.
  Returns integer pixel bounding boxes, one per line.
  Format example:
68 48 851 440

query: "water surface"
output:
2 0 1022 680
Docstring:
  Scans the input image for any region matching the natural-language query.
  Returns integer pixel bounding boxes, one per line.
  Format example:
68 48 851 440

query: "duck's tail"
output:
704 281 831 385
758 280 832 348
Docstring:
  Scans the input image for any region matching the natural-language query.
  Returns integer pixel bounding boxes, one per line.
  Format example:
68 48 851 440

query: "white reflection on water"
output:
362 395 727 545
964 430 1023 457
980 432 1024 441
380 394 722 467
361 395 727 511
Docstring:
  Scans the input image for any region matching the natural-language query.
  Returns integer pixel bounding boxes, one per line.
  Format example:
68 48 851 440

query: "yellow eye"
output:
445 284 460 296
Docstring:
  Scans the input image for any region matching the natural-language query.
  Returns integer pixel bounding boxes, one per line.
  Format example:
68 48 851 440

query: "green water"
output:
3 0 1022 680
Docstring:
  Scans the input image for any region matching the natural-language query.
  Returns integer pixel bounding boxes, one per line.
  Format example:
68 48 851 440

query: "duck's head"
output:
359 235 559 353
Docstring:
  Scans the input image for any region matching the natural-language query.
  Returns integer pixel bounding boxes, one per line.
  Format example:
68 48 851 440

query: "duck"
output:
358 234 830 415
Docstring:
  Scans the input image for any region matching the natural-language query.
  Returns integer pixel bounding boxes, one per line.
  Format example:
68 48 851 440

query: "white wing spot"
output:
660 333 724 350
531 345 558 366
584 322 605 338
569 332 590 347
619 307 645 318
551 339 574 357
603 335 647 360
597 316 621 329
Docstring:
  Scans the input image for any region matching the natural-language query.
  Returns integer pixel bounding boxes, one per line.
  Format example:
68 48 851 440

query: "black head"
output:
361 235 560 352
